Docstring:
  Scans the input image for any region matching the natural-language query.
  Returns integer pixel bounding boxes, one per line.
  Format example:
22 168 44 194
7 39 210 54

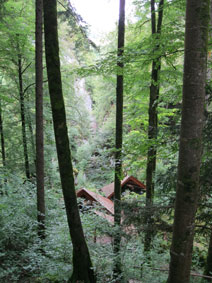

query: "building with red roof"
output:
100 175 146 200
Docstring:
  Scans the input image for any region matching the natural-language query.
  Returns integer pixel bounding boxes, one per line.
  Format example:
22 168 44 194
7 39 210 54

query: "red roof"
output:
94 210 114 224
101 175 146 199
100 183 114 199
76 188 114 215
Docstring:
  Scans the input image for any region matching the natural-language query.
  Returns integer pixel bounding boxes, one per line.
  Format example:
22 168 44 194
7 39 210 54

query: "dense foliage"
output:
0 0 212 282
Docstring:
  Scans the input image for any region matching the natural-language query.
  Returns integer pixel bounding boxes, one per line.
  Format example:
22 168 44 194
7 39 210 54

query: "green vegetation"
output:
0 0 212 282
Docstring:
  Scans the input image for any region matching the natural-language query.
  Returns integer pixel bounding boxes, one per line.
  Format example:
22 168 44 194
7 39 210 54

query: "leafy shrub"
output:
0 173 72 282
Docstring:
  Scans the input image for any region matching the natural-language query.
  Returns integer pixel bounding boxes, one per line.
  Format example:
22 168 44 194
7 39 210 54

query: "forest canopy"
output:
0 0 212 282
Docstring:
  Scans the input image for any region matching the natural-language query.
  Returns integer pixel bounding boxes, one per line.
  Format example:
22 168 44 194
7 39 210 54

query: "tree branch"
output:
21 62 32 75
23 79 48 95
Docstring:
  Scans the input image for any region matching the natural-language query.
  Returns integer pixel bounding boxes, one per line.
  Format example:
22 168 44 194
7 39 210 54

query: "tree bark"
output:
145 0 164 252
36 0 45 239
43 0 95 281
0 100 6 167
113 0 125 281
205 229 212 280
167 0 209 282
17 50 30 179
204 1 212 279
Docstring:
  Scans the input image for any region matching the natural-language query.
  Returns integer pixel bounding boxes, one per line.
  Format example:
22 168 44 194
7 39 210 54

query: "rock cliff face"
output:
74 77 97 133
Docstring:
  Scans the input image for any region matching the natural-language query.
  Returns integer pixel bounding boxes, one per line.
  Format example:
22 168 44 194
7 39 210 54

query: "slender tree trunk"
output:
204 1 212 279
113 0 125 281
0 101 6 167
167 0 209 282
205 229 212 280
18 52 30 179
43 0 95 281
145 0 164 252
36 0 45 239
27 109 36 168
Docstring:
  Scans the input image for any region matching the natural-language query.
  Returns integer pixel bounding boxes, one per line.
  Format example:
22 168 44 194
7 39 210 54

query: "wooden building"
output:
100 175 146 200
76 176 145 224
77 188 114 215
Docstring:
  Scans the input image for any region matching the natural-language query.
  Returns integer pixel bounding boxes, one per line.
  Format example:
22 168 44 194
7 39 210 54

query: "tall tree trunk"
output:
167 0 209 282
18 52 30 179
113 0 125 281
205 229 212 280
0 100 6 167
145 0 164 252
36 0 45 239
43 0 95 282
113 0 125 280
204 1 212 278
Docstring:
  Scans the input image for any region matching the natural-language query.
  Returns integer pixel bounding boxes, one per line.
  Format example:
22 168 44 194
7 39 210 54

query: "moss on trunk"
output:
43 0 95 281
167 0 209 282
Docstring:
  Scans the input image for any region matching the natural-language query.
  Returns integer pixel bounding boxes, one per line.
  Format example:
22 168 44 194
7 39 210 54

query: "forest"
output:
0 0 212 282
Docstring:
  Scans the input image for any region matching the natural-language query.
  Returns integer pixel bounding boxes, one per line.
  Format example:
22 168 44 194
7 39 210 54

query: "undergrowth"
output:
0 172 208 282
